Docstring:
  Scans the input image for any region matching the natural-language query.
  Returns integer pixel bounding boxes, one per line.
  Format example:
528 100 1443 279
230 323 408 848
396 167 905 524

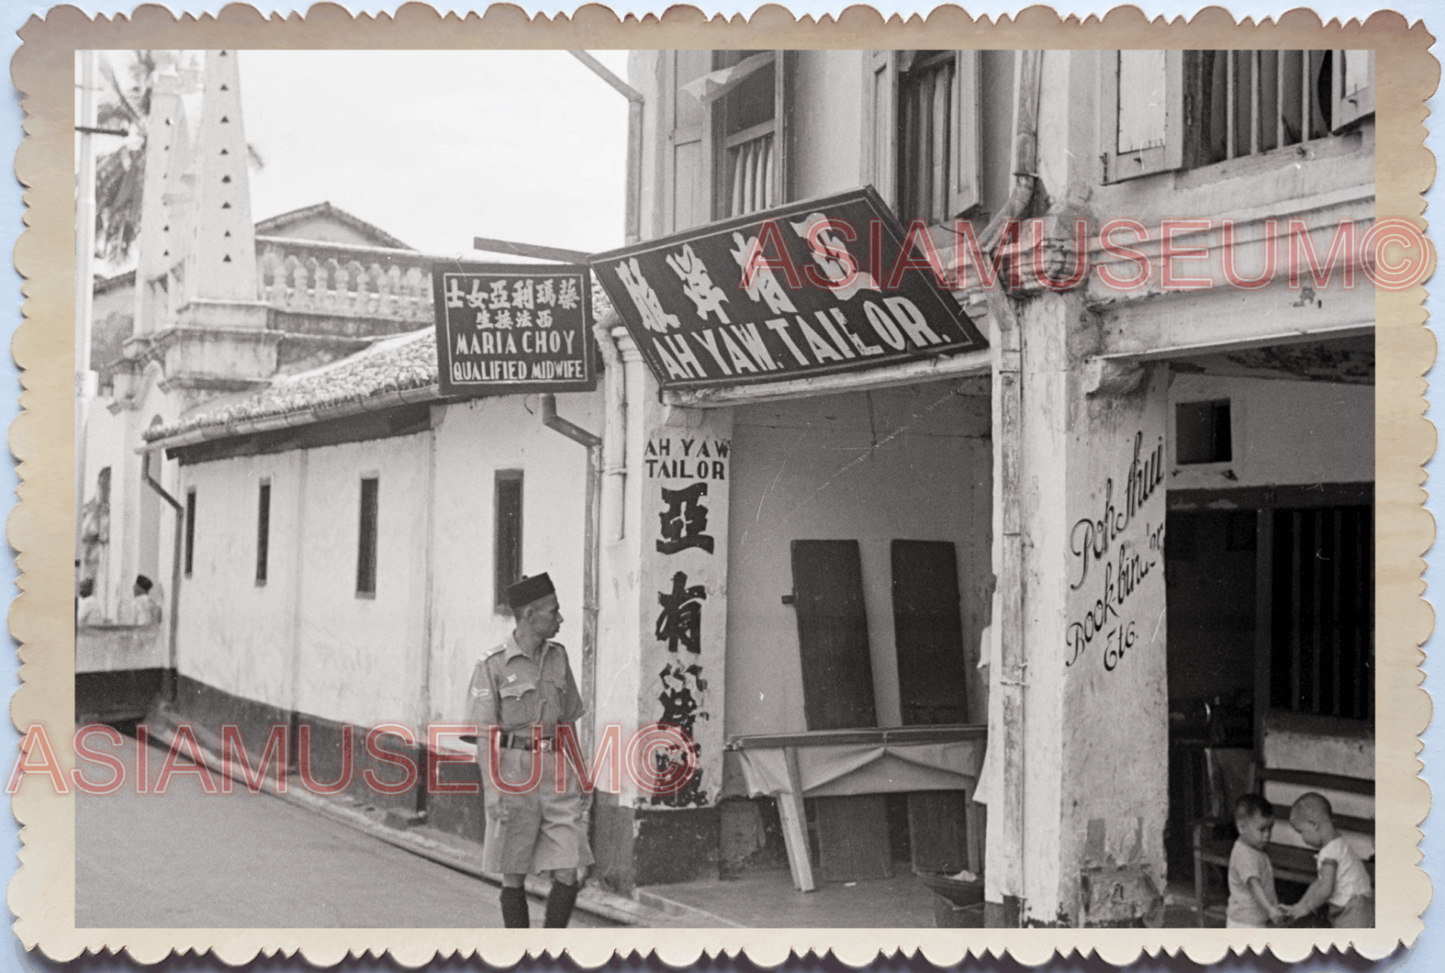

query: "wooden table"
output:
726 725 988 892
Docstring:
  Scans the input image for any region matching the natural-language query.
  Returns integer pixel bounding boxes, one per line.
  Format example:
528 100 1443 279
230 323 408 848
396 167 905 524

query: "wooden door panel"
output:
891 539 971 873
791 540 877 730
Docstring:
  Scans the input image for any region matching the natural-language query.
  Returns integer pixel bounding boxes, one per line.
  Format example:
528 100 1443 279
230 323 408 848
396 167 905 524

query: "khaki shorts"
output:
480 748 594 875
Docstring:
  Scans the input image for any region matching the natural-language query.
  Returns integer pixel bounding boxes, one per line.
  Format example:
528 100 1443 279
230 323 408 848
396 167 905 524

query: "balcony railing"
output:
724 126 776 218
255 237 432 323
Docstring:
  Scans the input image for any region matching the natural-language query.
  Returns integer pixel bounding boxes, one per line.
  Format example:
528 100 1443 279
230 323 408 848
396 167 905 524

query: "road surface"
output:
75 730 613 928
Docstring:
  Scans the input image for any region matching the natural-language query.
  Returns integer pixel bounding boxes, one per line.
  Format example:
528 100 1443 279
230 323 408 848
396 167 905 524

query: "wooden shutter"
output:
790 539 892 882
1102 50 1185 182
1332 49 1375 131
664 50 713 233
863 50 898 210
948 51 982 217
772 50 789 208
790 539 878 730
892 540 972 875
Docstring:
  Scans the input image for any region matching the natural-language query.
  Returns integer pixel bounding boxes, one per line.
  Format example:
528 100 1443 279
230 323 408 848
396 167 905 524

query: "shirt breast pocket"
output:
499 681 540 727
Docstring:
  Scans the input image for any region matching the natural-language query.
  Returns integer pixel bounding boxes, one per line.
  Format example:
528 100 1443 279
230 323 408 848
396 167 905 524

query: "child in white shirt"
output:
1226 793 1283 927
1282 791 1374 927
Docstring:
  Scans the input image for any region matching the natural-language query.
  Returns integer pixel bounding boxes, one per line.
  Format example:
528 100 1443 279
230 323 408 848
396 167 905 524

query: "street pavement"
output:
75 730 614 928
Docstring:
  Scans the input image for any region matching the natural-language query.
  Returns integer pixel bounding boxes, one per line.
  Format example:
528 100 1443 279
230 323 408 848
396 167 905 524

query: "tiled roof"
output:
147 328 439 442
145 274 617 445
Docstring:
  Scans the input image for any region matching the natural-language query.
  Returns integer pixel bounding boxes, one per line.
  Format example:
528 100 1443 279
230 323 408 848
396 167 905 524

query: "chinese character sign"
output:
432 263 595 397
640 430 731 809
591 188 987 391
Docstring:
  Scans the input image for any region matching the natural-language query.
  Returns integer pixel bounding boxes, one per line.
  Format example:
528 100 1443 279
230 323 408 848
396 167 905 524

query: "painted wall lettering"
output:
1065 430 1166 672
1068 431 1164 591
657 483 714 554
655 571 706 654
642 427 730 808
650 659 708 807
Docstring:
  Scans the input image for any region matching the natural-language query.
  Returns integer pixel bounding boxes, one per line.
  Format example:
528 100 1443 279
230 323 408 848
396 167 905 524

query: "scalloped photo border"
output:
8 3 1436 966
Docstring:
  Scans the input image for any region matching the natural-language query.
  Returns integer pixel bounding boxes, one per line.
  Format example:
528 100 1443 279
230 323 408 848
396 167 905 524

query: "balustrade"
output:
255 238 432 323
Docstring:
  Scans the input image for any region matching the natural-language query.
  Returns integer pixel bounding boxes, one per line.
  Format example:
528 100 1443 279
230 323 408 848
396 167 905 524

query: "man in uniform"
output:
467 572 593 928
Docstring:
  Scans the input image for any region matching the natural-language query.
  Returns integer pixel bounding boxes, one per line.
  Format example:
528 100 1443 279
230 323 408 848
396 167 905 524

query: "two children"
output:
1227 791 1374 927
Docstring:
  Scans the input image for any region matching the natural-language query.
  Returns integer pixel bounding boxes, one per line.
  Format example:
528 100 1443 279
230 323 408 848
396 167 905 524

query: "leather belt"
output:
499 732 554 752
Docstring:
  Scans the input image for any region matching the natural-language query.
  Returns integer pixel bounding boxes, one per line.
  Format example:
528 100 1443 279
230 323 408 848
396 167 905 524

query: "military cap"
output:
506 572 555 611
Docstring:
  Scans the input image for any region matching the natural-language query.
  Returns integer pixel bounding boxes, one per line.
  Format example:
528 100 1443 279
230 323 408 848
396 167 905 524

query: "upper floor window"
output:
664 50 788 230
709 51 782 219
1104 49 1375 182
866 50 982 225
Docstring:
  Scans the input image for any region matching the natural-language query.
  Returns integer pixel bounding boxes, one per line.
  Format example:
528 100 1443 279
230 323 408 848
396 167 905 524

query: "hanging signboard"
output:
590 187 987 392
432 263 595 397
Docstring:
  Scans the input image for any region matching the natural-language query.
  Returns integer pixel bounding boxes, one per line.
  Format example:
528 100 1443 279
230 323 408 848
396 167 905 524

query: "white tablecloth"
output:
736 738 984 799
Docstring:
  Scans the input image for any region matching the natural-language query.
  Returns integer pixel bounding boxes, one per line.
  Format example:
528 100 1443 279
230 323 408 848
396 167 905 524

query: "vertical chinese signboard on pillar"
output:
432 263 595 397
639 412 733 809
591 187 986 392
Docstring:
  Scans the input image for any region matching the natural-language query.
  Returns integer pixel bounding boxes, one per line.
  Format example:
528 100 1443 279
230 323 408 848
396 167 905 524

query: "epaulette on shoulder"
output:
483 643 507 659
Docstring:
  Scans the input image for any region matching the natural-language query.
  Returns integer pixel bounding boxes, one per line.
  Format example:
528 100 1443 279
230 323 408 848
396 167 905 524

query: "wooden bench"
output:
1192 766 1375 926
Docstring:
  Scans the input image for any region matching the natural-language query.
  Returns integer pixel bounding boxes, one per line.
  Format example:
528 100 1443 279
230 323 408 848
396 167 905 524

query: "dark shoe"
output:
543 880 580 928
500 886 530 928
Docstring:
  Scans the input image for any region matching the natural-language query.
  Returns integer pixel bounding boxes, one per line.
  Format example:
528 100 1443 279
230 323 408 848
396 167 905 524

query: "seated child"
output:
1281 792 1375 927
1227 793 1283 927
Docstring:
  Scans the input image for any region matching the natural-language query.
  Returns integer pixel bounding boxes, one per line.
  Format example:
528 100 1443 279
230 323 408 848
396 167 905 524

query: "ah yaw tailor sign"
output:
591 188 988 391
432 263 595 397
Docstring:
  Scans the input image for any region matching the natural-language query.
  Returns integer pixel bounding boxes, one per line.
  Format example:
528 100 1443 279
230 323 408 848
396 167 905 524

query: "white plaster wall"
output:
1058 364 1171 921
175 450 303 712
428 391 599 727
292 435 430 728
1168 373 1374 490
79 372 186 648
726 381 992 739
1265 722 1374 780
79 404 132 622
788 51 867 201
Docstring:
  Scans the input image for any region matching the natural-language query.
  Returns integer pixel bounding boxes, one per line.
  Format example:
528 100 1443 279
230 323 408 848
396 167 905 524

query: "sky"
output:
239 49 631 258
95 48 633 263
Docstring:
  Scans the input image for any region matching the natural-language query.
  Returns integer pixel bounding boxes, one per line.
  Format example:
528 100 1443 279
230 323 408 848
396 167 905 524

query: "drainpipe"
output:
593 311 628 543
974 47 1044 925
540 394 602 747
568 50 643 544
567 50 644 247
142 451 184 703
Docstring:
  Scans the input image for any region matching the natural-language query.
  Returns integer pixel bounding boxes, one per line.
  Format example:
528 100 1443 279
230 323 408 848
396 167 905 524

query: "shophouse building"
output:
581 48 1375 926
94 46 1377 928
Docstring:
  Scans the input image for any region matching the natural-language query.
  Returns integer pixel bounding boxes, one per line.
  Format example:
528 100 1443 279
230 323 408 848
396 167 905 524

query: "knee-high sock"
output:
543 880 580 928
500 886 530 928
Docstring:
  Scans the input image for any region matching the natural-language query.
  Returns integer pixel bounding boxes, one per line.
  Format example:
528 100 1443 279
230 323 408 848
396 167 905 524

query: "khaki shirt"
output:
467 635 583 744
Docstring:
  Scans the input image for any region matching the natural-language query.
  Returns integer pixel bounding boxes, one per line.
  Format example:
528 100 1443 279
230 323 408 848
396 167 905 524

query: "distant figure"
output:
128 575 163 627
1226 793 1283 927
76 578 103 628
1282 792 1374 927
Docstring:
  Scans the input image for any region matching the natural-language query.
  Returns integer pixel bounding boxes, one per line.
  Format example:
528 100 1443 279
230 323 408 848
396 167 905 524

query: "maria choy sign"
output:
432 263 595 397
590 188 987 392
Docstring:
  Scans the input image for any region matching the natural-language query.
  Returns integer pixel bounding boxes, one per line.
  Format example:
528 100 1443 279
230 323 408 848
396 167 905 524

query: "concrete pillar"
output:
987 292 1170 926
593 333 733 891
